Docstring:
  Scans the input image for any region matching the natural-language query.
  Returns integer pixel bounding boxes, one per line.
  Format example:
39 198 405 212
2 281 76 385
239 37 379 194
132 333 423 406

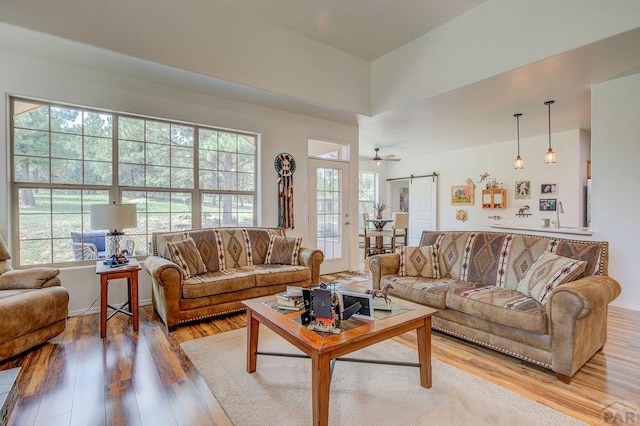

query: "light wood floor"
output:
2 278 639 425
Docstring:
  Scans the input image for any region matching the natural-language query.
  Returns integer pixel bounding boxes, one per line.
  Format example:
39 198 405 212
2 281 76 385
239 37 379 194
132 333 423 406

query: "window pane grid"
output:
316 167 342 259
359 171 378 229
11 97 257 266
198 131 256 192
14 105 114 186
201 192 254 228
119 118 196 189
16 187 109 264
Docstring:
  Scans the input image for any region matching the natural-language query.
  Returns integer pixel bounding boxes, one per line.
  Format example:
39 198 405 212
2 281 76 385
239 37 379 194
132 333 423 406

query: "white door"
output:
408 177 438 245
308 159 350 273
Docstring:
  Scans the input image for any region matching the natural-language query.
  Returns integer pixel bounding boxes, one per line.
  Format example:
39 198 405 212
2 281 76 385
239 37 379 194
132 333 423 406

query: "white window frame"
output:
358 171 378 230
10 96 258 267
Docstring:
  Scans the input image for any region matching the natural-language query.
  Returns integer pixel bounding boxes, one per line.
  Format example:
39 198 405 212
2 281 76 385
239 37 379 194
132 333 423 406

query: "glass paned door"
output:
308 159 349 273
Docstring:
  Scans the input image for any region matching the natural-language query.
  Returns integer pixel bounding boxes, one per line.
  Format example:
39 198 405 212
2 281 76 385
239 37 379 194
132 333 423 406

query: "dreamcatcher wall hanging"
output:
275 152 296 228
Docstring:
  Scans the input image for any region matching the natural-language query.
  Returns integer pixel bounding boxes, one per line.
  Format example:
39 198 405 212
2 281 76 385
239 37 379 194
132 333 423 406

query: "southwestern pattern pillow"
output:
399 245 441 279
213 229 253 270
246 229 283 264
517 251 587 305
265 236 302 265
166 237 207 280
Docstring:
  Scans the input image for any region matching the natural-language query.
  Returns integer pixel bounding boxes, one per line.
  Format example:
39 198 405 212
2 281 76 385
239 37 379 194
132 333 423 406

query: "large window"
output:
358 171 378 229
11 97 257 266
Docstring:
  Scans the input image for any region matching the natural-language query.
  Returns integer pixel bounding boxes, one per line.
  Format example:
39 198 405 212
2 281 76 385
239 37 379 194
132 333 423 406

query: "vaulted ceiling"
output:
1 0 640 158
213 0 489 61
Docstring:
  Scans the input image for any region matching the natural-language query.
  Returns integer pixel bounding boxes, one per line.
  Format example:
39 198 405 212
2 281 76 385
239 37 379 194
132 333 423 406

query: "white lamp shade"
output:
90 204 137 234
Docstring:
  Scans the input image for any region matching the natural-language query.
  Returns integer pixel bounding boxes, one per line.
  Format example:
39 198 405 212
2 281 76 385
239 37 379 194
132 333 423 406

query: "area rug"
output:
181 327 583 425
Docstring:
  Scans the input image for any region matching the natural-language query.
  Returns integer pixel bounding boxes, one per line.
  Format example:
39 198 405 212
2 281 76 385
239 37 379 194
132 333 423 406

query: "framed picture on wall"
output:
451 185 474 205
515 181 531 199
539 198 557 211
541 183 557 194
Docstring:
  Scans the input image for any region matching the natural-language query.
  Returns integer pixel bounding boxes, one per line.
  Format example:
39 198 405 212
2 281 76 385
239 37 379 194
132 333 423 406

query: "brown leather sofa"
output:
0 235 69 361
369 230 621 382
144 227 324 330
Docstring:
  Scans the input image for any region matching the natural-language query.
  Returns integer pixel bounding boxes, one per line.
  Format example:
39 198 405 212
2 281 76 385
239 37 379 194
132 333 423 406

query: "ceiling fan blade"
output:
372 148 401 162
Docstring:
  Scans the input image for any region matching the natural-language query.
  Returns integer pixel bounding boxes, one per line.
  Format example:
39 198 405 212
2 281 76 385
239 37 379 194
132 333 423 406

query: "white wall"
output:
592 72 640 311
372 0 640 113
383 118 637 311
386 129 586 231
0 48 359 315
578 129 591 226
0 1 371 115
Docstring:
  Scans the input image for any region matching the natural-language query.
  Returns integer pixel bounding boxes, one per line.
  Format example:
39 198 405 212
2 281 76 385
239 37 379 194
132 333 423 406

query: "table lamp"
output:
90 203 138 259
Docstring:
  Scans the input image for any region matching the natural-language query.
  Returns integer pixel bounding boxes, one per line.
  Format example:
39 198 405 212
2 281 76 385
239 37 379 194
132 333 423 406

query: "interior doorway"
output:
387 175 438 245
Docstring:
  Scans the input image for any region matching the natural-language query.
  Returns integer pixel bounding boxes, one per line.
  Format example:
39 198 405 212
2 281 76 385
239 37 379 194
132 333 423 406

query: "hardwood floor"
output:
2 281 639 425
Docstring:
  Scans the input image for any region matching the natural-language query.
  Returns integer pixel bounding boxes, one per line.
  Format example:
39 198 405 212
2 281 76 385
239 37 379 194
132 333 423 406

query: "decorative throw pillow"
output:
212 229 253 270
166 237 207 279
265 236 302 265
399 245 441 279
517 251 587 305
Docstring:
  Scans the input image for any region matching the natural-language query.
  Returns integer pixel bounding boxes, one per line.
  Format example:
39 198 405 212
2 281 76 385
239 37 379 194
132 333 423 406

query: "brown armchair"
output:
0 235 69 361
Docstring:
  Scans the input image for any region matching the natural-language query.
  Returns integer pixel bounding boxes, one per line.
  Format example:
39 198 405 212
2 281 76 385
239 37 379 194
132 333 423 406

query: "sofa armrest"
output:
0 268 61 290
369 254 401 290
548 274 621 378
299 247 324 285
548 275 621 320
143 255 182 285
143 256 183 329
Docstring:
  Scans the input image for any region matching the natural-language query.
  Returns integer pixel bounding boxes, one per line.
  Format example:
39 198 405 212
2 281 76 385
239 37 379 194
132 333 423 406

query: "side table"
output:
95 258 141 338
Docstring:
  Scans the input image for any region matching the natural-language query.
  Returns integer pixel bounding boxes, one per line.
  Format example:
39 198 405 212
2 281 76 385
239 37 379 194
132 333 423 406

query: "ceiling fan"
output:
371 148 401 166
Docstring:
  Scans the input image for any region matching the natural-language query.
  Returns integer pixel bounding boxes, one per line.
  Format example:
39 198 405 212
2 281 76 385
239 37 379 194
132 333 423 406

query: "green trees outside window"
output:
11 97 257 266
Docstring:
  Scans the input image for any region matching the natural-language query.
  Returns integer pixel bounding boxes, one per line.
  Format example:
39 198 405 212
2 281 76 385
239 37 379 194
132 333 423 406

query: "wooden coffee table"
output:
242 290 438 426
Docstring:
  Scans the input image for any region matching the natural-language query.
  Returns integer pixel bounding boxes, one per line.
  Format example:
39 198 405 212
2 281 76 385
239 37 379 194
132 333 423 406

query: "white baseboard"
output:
610 300 640 312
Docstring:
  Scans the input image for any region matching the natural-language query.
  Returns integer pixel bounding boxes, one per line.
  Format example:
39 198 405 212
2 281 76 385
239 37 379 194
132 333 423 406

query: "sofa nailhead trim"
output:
432 325 552 369
179 307 246 325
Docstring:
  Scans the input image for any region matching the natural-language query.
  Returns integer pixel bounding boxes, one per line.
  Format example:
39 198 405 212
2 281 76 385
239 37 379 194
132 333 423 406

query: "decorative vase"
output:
376 212 383 219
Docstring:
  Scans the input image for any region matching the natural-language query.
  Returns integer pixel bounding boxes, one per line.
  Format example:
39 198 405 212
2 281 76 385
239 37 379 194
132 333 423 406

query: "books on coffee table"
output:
275 303 304 311
264 299 305 312
276 291 303 306
272 291 303 311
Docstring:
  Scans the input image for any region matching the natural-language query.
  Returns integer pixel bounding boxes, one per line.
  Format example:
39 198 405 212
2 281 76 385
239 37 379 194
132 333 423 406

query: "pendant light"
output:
513 113 524 170
544 100 556 164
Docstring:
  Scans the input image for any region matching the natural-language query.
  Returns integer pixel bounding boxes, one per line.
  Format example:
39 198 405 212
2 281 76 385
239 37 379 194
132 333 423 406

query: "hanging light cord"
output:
513 113 524 169
545 100 554 149
515 113 521 154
